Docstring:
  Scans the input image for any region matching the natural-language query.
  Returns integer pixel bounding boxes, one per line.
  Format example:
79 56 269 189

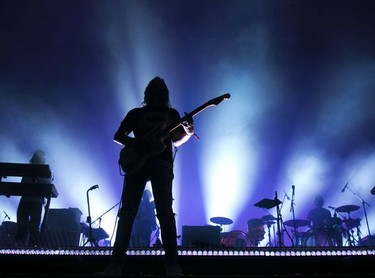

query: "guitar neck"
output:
169 93 230 133
168 103 210 134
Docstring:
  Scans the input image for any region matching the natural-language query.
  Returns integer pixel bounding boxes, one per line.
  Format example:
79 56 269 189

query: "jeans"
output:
16 201 42 247
112 158 179 265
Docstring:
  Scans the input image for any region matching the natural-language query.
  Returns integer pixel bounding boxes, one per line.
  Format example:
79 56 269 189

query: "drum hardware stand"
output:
275 192 284 247
356 226 363 243
346 227 357 246
265 222 273 247
332 210 343 247
254 192 283 247
83 184 99 247
289 185 298 247
279 191 295 247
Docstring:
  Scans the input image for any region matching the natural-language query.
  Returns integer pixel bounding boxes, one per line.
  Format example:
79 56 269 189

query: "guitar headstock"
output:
207 93 231 106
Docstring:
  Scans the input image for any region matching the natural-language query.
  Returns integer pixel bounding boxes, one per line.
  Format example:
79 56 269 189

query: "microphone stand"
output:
91 201 121 226
346 185 372 239
83 186 99 247
290 186 297 247
275 191 283 247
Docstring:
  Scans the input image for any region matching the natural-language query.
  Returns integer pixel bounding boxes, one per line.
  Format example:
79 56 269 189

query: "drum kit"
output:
284 204 362 247
210 217 250 248
209 202 364 248
210 215 272 248
334 204 362 246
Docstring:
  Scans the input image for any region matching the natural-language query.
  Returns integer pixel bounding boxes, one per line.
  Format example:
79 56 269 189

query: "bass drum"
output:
301 229 333 247
221 230 251 248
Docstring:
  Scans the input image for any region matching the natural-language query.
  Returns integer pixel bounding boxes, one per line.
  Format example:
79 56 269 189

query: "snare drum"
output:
221 230 251 248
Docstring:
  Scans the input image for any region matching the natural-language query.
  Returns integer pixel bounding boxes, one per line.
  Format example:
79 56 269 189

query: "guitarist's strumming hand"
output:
170 113 195 147
182 112 195 135
182 114 198 140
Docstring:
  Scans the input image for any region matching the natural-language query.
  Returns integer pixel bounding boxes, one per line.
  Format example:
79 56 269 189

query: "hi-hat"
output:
261 215 276 222
336 205 360 213
210 216 233 225
284 219 310 227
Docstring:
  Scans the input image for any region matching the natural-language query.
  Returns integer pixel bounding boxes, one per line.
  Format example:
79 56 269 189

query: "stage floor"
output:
0 246 375 277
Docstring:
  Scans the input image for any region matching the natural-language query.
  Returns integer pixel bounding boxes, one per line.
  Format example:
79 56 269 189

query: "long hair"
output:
143 77 171 107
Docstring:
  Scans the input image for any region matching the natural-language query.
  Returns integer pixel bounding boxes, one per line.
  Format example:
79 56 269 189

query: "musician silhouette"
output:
97 77 194 277
130 189 157 247
15 150 52 247
306 195 332 246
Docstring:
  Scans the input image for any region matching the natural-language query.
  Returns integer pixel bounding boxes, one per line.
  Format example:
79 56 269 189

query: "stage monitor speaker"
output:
360 235 375 246
182 225 220 247
0 221 17 247
42 207 82 247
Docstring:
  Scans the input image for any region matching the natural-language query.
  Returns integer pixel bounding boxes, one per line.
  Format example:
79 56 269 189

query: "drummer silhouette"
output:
306 195 332 246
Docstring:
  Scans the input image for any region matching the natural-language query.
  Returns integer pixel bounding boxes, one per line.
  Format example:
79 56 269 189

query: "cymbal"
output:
284 219 310 228
210 216 233 225
336 205 360 213
261 215 276 222
254 198 282 209
263 220 276 226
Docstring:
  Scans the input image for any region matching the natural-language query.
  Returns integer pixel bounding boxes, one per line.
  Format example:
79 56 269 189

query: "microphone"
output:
88 184 99 191
3 211 10 220
342 182 348 193
328 206 336 210
292 185 295 196
283 190 290 200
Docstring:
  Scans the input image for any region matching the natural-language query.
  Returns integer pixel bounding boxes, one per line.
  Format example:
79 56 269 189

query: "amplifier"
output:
182 225 220 247
42 207 83 247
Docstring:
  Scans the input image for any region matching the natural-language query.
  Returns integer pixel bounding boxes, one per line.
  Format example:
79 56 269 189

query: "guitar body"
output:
119 93 230 175
119 140 166 175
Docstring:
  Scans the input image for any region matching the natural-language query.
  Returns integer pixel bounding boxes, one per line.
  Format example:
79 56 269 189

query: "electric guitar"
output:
119 93 231 175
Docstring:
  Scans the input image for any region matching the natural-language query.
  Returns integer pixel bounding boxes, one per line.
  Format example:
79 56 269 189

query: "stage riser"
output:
0 253 373 276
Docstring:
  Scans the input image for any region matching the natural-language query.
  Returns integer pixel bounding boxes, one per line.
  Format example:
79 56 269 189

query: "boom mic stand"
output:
83 184 99 247
91 201 121 226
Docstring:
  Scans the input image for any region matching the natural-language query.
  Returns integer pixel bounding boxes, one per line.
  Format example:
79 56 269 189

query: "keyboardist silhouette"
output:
16 150 53 247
